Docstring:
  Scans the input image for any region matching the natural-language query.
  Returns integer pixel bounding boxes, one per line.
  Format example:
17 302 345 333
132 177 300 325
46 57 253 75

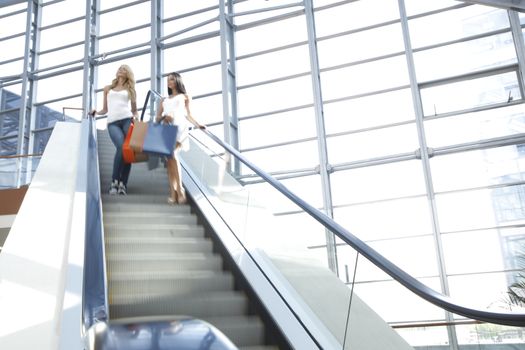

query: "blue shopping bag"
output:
142 121 178 157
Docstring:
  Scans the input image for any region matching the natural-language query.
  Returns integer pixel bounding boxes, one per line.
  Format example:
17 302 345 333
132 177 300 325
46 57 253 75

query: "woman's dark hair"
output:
167 72 187 96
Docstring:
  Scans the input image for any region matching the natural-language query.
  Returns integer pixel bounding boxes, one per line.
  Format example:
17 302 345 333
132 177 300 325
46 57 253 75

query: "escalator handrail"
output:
201 129 525 327
144 90 525 327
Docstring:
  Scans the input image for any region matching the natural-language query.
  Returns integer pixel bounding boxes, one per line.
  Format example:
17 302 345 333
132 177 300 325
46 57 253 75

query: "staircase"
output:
97 128 281 350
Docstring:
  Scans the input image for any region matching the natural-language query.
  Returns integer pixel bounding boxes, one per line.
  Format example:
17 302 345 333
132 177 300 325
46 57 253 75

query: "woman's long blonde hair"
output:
110 64 137 102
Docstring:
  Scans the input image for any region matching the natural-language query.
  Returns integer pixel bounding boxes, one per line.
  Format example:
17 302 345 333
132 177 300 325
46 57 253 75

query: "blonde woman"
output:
92 64 139 195
156 72 205 204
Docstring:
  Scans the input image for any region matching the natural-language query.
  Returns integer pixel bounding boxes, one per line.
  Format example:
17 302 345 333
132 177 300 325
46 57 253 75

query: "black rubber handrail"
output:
144 90 525 327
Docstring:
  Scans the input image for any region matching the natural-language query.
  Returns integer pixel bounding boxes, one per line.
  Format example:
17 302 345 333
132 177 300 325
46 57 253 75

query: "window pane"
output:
435 187 525 233
38 45 84 70
353 277 446 322
409 6 510 49
372 235 439 278
237 44 310 86
420 72 521 116
334 196 434 241
235 16 307 56
0 60 23 78
241 139 319 175
331 161 426 205
0 11 25 37
191 94 223 126
36 70 83 103
233 1 303 26
163 1 218 17
238 76 313 117
0 37 25 64
404 0 459 16
98 27 150 54
320 56 409 100
317 23 404 69
163 37 221 73
0 3 26 16
99 2 150 36
177 65 222 97
442 229 507 275
425 105 525 148
239 107 317 149
246 174 324 213
326 123 419 164
314 0 399 38
324 89 415 134
448 272 515 311
41 0 85 27
40 20 85 52
414 32 517 82
431 145 525 192
163 8 219 44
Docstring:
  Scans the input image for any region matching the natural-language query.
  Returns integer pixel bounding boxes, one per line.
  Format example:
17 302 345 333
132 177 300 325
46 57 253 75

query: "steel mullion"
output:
508 10 525 96
398 1 459 348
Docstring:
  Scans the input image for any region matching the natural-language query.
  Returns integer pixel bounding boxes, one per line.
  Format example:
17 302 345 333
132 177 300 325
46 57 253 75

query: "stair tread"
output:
107 252 219 261
106 236 208 243
110 290 246 305
110 270 231 280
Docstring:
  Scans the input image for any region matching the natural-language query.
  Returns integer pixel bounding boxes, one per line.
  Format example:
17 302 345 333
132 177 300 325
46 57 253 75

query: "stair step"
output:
106 253 223 273
102 193 186 205
109 271 235 296
104 222 199 232
110 290 249 319
103 201 190 214
103 213 197 225
105 238 213 254
104 225 205 238
205 316 266 347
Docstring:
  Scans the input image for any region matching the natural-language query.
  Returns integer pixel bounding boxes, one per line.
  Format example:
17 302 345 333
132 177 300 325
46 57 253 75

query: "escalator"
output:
86 90 525 350
97 130 284 349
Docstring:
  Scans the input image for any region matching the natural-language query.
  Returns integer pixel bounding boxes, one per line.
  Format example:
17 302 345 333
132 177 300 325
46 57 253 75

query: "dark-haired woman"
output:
156 72 205 204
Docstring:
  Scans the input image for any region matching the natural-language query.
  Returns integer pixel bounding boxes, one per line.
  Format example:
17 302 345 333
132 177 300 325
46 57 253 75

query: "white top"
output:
162 94 190 144
107 89 132 124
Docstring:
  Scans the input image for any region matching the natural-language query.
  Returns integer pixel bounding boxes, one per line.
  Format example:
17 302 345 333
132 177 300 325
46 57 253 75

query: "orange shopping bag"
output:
123 120 148 163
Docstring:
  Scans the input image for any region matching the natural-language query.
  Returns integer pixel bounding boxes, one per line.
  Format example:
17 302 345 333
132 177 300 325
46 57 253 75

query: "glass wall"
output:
1 0 524 347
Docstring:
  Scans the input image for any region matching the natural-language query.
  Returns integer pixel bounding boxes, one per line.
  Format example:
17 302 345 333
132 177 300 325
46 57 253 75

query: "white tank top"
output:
162 94 191 143
107 89 132 124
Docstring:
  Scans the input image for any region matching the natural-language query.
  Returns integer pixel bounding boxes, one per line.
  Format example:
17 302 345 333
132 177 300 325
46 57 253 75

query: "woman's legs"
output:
107 119 132 191
166 157 177 202
119 119 132 186
166 144 186 204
